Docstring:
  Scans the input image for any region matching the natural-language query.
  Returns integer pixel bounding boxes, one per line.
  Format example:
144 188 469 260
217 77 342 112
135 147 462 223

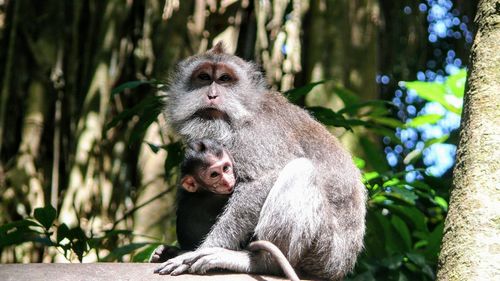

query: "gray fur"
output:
156 47 367 280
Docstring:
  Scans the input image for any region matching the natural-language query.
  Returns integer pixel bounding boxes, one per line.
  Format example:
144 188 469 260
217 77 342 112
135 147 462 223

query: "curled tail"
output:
248 240 300 281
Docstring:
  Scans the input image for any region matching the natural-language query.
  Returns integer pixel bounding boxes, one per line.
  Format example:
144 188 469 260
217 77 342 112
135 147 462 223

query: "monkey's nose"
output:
208 95 218 100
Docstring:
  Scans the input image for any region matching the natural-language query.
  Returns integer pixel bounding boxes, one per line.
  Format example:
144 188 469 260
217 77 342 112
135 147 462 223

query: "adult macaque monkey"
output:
154 42 367 280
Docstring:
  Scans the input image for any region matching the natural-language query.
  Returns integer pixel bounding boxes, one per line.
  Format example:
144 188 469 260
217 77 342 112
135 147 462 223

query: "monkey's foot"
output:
154 247 249 275
149 245 182 263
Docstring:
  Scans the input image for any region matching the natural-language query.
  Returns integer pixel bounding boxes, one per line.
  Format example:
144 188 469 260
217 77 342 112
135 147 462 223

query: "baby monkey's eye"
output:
198 73 211 80
210 172 219 178
223 165 230 172
218 74 232 82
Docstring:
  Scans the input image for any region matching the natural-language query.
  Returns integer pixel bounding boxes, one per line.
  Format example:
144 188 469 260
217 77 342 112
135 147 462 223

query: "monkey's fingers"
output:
154 250 201 274
181 248 219 264
189 248 244 274
188 255 216 274
155 260 186 275
170 264 191 276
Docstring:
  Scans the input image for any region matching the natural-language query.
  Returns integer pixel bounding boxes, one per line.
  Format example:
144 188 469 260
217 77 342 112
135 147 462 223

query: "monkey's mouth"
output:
195 108 228 120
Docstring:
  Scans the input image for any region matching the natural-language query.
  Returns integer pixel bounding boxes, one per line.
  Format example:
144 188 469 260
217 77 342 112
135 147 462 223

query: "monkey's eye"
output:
210 172 219 178
218 74 232 82
197 73 211 81
223 165 230 172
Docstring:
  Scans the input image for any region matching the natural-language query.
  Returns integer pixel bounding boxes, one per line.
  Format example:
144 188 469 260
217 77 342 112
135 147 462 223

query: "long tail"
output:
248 240 300 281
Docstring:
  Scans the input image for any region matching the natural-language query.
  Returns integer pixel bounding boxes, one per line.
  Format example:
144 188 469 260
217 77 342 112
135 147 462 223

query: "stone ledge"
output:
0 263 295 281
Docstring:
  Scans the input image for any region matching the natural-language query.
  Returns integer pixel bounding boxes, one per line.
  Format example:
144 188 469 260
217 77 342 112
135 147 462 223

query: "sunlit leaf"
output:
403 149 422 165
404 81 461 114
445 69 466 97
385 186 418 205
354 157 366 169
424 135 449 147
433 196 448 210
406 114 443 128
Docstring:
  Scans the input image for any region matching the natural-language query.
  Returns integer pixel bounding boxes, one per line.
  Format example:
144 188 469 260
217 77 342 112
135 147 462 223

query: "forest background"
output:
0 0 482 280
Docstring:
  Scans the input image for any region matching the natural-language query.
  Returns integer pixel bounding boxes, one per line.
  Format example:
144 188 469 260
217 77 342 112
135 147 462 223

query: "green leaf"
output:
332 85 360 106
105 94 164 131
370 117 405 128
145 142 161 154
34 206 57 230
385 205 428 232
111 80 157 96
404 81 461 114
363 171 380 182
132 243 162 262
285 81 325 104
101 242 151 261
424 135 449 147
165 141 184 175
0 219 41 235
0 219 45 248
406 114 443 128
391 216 412 250
354 157 366 169
424 223 444 262
57 223 70 243
433 196 448 211
360 138 390 173
338 100 394 116
445 69 466 97
403 149 422 165
380 254 404 269
306 107 352 130
385 186 418 205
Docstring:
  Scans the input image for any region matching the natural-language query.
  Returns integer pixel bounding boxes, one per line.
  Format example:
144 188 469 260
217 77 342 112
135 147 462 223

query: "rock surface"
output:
0 263 294 281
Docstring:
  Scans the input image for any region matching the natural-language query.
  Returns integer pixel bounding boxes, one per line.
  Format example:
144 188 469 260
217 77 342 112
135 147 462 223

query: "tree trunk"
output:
436 1 500 280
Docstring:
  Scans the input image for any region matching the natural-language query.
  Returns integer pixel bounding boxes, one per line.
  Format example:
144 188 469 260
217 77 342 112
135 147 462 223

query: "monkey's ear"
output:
181 176 198 193
208 41 226 54
190 140 206 152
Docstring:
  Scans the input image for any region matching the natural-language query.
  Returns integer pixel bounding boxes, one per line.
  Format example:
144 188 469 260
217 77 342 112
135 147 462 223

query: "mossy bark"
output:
436 1 500 280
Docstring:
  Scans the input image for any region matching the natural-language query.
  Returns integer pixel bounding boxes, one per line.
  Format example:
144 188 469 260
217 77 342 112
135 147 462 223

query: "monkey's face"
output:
164 48 268 142
199 152 236 195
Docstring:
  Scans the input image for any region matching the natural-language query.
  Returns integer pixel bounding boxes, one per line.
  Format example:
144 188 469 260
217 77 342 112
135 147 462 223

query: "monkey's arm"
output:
154 174 279 275
200 174 277 249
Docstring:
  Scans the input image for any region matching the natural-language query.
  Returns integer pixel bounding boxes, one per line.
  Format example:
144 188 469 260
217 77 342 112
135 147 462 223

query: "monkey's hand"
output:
154 247 251 275
149 245 183 263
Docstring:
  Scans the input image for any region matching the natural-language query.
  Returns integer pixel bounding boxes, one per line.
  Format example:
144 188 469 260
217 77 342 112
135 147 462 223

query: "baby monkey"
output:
153 139 300 281
180 139 236 195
